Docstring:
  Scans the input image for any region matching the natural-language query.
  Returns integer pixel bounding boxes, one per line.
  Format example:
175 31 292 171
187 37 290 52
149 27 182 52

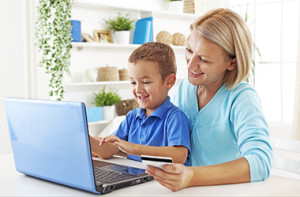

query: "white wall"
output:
2 0 292 156
0 0 239 155
0 0 29 155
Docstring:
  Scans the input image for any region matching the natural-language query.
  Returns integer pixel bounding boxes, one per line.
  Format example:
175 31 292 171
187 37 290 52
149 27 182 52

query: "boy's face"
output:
128 60 170 116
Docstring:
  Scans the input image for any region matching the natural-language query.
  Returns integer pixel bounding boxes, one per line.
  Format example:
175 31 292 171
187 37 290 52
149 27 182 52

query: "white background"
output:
0 0 298 155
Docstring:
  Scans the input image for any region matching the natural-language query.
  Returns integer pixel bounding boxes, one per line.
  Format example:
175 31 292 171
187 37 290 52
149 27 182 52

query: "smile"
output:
137 95 149 101
190 70 204 78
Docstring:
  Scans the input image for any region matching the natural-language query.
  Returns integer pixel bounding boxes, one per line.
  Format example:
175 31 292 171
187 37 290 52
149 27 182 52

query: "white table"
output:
1 153 300 196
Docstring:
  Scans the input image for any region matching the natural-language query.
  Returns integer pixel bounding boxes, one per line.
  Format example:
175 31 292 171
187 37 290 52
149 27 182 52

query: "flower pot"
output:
168 1 183 13
114 31 130 44
83 67 98 82
102 106 116 121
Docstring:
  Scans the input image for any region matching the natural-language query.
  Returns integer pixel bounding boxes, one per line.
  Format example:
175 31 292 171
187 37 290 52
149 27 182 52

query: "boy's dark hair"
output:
128 42 177 81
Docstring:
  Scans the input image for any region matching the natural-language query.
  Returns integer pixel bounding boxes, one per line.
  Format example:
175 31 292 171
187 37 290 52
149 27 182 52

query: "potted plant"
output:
93 86 121 120
104 12 135 44
36 0 73 100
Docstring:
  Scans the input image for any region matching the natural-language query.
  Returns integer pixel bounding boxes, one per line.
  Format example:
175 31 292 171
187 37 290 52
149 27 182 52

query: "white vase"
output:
168 1 183 13
83 67 98 82
114 31 130 44
102 105 116 121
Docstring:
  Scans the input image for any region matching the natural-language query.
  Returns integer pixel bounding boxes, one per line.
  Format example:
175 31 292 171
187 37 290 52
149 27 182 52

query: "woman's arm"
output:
231 87 272 181
189 157 250 185
146 157 250 191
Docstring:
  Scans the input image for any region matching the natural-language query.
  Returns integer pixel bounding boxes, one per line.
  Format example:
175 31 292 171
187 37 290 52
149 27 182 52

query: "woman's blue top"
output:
173 78 273 182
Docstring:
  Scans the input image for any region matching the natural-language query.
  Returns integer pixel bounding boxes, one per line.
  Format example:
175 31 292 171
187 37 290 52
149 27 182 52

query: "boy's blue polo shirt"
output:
114 97 191 165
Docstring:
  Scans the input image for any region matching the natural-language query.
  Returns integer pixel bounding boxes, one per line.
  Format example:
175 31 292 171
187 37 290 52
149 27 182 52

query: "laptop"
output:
4 98 152 194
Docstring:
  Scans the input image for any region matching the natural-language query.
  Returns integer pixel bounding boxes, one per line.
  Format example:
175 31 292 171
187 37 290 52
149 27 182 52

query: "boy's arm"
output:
89 136 120 159
134 144 188 164
103 135 188 164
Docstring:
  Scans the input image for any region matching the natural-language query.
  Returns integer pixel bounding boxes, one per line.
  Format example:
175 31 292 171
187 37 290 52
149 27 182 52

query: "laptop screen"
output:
5 98 152 194
4 98 97 193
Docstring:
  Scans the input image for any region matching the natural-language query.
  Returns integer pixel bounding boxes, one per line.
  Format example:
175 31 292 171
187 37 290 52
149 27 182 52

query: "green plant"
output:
104 12 135 32
35 0 74 100
93 87 121 107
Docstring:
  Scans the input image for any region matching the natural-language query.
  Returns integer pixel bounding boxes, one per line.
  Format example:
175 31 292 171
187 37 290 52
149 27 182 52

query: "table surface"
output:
1 153 300 196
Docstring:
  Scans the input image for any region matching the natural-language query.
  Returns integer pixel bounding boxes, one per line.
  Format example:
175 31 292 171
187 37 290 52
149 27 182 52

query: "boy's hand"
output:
89 135 120 159
101 135 137 155
89 135 101 157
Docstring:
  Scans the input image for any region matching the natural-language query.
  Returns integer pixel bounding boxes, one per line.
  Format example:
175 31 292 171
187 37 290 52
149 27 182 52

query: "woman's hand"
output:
100 135 137 155
145 163 194 191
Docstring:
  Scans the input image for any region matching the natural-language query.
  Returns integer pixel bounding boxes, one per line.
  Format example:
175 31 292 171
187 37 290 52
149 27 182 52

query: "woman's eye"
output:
200 57 209 63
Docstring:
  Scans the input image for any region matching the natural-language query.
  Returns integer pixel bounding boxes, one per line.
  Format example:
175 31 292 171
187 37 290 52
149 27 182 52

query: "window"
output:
228 0 299 123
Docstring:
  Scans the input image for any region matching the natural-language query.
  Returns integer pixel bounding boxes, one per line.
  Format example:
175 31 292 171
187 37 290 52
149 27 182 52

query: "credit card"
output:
141 155 173 169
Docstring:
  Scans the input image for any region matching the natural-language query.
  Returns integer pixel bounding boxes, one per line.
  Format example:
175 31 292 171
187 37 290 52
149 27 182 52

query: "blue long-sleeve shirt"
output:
173 78 273 182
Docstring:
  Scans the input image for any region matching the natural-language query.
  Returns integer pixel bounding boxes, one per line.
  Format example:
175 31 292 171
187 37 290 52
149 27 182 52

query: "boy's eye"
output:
130 81 136 85
185 47 192 53
143 81 150 84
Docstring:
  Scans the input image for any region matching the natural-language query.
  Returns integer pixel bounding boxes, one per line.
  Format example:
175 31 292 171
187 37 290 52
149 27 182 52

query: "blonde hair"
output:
128 42 176 81
191 8 253 89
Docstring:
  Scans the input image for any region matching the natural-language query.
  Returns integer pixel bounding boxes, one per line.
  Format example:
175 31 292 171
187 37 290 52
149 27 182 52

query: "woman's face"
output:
185 29 236 88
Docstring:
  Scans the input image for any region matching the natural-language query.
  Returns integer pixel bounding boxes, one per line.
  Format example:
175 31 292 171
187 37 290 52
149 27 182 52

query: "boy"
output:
90 42 191 165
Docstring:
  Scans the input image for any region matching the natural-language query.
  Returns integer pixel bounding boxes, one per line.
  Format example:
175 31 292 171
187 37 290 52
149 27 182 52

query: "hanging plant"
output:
35 0 74 100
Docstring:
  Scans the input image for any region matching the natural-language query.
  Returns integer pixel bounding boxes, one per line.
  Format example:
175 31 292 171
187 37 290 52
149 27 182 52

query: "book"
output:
133 17 153 44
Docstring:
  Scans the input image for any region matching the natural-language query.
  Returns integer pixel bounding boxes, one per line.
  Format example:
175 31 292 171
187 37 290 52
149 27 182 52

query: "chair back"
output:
271 137 300 174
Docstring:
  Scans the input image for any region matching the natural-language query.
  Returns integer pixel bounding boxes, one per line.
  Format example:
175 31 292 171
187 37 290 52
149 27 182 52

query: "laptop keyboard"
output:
94 166 136 184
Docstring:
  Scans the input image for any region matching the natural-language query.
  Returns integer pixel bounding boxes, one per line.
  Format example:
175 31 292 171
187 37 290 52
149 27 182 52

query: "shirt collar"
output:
136 96 173 120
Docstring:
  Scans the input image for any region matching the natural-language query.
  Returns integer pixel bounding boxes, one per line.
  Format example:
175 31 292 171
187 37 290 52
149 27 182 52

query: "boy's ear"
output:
166 73 176 89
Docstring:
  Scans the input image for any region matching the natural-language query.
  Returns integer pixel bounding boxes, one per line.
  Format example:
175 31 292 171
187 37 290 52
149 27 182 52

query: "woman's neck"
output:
197 82 223 110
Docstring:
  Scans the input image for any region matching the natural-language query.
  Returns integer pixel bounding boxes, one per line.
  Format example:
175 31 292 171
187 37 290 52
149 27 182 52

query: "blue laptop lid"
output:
4 98 99 194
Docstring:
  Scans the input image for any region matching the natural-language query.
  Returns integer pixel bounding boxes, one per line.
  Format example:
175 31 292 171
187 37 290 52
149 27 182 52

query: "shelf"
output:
73 1 145 13
71 42 140 51
64 78 184 92
71 42 186 52
64 81 131 92
88 120 110 126
152 10 200 20
65 81 130 87
67 0 190 116
73 0 200 20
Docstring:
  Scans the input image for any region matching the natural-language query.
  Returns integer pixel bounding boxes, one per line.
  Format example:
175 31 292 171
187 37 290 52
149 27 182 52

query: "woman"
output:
145 8 272 191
